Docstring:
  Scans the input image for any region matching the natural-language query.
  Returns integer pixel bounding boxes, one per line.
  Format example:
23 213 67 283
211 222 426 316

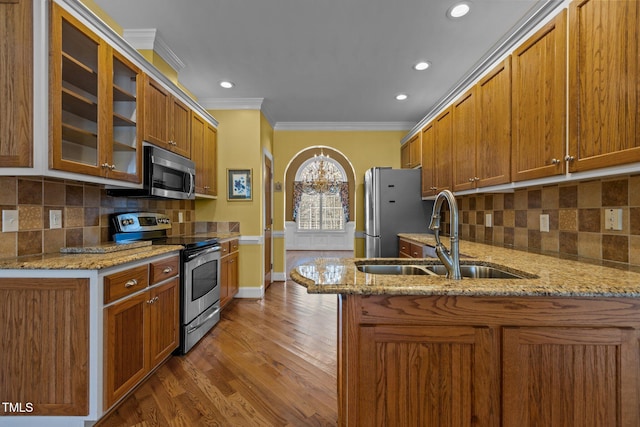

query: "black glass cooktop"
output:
155 236 219 250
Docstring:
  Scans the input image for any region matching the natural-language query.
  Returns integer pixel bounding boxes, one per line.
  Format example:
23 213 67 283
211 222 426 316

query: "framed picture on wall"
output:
227 169 252 201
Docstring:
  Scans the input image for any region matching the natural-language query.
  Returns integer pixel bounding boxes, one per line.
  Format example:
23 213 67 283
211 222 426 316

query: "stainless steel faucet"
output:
428 190 461 279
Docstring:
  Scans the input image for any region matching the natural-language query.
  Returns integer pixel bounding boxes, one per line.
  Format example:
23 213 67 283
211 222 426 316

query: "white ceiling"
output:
93 0 559 128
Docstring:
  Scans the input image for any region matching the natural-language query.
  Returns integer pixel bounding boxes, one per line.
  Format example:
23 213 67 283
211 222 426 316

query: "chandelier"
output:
301 150 342 195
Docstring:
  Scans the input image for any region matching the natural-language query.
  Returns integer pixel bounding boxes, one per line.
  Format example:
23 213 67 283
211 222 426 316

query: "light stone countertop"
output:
0 245 183 270
290 234 640 297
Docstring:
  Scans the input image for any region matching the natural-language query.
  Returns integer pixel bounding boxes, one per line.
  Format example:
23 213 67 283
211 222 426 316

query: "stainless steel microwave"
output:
107 145 196 199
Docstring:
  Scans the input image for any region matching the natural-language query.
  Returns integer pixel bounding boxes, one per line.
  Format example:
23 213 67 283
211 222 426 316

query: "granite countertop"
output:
0 245 183 270
290 233 640 298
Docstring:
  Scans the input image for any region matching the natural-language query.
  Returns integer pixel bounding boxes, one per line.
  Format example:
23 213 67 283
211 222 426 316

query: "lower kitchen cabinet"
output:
398 237 425 258
340 294 640 426
0 278 89 416
220 239 239 309
103 256 180 409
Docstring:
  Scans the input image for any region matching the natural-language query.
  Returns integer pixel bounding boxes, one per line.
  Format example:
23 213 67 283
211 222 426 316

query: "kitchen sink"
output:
424 264 528 279
355 262 534 279
356 264 436 275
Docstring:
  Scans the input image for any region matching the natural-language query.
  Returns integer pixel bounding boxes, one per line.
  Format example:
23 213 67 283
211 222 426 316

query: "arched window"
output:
293 154 349 231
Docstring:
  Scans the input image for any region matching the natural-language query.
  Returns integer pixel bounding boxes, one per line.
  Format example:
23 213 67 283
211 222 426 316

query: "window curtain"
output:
292 182 304 221
292 181 350 222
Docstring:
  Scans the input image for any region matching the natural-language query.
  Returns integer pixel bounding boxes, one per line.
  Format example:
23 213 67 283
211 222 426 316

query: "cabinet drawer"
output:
398 239 411 257
104 264 149 304
409 243 424 258
220 241 231 256
150 256 179 285
229 239 239 253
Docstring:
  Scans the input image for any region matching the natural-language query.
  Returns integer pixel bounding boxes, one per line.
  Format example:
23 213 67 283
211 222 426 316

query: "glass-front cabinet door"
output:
108 49 142 183
50 3 141 183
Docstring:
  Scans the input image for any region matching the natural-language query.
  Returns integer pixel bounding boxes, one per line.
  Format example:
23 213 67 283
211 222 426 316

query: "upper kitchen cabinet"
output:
433 108 453 192
0 0 32 167
512 10 567 182
401 133 421 169
568 0 640 172
143 75 191 159
192 112 217 196
421 123 436 197
476 57 511 188
452 88 478 191
50 4 142 183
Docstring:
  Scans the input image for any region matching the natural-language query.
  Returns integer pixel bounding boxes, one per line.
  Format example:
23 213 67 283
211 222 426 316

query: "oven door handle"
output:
186 307 221 334
185 245 221 261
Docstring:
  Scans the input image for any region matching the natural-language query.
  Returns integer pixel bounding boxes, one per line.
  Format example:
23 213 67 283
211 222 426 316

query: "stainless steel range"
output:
111 212 221 353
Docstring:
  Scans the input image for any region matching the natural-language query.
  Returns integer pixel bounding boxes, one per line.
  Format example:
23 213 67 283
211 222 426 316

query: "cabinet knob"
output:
551 158 561 165
124 279 138 288
101 162 110 169
474 177 480 181
468 178 474 182
564 155 575 162
110 164 116 170
162 266 173 274
430 186 437 190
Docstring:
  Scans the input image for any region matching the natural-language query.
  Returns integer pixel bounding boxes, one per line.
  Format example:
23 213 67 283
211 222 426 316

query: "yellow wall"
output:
272 129 405 267
196 109 267 289
79 0 123 35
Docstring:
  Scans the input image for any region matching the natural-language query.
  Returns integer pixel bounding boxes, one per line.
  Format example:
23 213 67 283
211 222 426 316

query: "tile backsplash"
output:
0 176 196 258
455 175 640 267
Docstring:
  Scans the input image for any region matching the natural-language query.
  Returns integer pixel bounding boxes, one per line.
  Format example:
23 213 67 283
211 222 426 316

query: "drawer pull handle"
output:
124 279 138 288
163 266 173 274
147 296 159 305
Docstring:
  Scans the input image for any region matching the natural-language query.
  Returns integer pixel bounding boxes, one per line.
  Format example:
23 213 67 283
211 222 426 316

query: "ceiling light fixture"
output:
395 93 408 101
413 61 430 71
447 2 471 19
219 80 235 89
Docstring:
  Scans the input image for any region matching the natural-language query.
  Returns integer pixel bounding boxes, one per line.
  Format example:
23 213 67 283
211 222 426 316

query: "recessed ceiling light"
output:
219 80 235 89
448 2 471 18
395 93 408 101
413 61 430 71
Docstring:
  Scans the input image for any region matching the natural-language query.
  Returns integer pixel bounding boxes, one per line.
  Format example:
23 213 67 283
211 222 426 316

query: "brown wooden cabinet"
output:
568 0 640 172
143 75 191 158
0 0 32 167
50 4 142 183
103 255 179 409
398 237 424 258
339 294 640 426
433 108 453 192
0 277 89 416
512 10 567 181
220 239 239 309
401 133 421 169
452 88 478 191
476 57 512 188
192 112 218 196
421 123 436 197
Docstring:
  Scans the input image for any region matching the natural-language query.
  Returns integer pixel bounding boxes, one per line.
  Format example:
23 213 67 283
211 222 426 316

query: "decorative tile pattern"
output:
454 175 639 267
0 177 197 258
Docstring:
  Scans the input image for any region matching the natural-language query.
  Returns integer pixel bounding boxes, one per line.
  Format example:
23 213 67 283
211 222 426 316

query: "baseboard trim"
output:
272 272 286 282
235 286 265 299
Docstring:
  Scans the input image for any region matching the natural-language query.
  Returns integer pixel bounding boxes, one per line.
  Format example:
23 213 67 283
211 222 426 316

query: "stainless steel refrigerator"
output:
364 167 434 258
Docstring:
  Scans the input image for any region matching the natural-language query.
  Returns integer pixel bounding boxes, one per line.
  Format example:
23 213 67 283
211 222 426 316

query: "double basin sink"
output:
356 262 535 279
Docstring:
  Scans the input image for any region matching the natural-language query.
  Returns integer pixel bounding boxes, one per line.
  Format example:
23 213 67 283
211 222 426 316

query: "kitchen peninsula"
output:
290 237 640 426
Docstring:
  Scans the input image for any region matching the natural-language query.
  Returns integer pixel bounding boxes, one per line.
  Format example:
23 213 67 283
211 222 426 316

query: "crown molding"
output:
200 97 265 110
123 28 185 72
274 122 415 131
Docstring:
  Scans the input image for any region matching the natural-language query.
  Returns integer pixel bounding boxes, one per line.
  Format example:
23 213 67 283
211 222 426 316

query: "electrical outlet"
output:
539 214 550 232
605 208 623 231
2 210 19 232
178 212 184 223
49 210 62 229
485 213 492 228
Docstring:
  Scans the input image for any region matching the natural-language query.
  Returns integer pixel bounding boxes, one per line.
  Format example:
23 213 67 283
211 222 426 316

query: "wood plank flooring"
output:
98 251 352 427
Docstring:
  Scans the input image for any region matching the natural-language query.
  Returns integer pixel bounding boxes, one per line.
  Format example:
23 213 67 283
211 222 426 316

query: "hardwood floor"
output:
99 251 352 427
